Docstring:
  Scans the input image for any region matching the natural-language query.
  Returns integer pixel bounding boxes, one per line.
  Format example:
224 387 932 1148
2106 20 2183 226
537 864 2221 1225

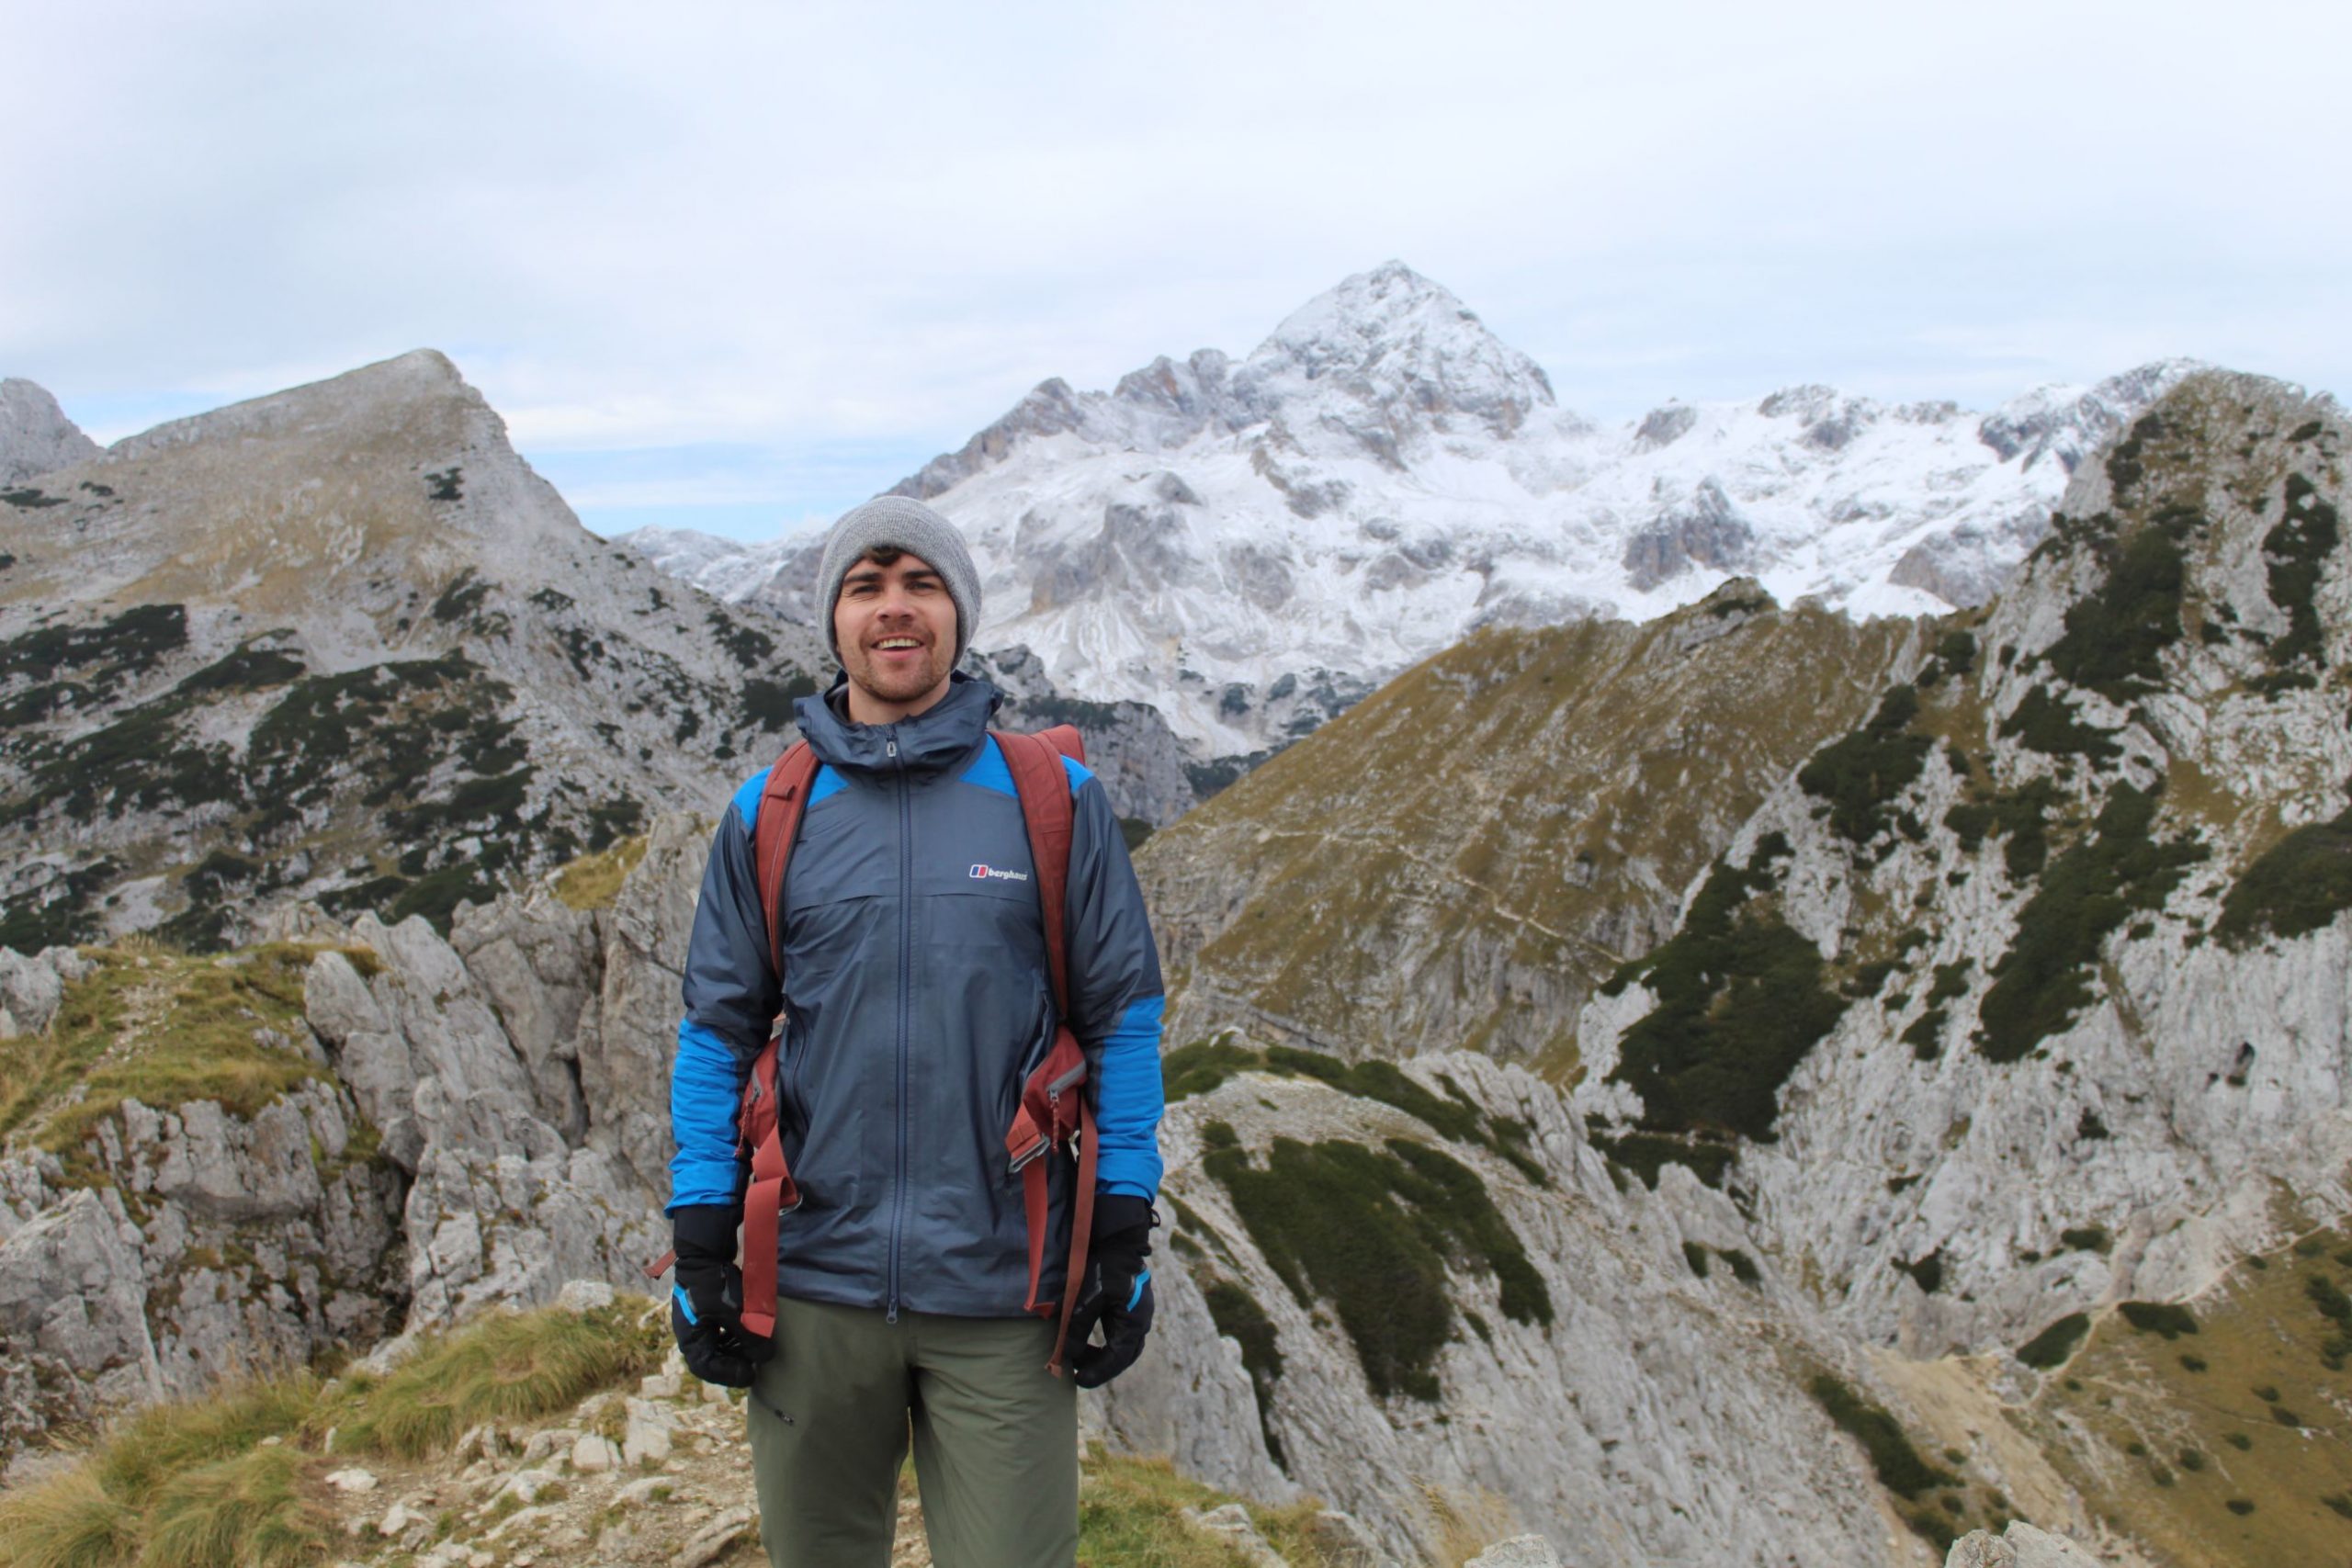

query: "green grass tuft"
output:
139 1447 332 1568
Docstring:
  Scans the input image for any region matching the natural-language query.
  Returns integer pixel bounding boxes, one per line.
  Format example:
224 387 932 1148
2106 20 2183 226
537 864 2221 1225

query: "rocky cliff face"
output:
0 378 99 486
0 816 719 1470
1136 581 1925 1067
0 352 827 952
1558 372 2352 1560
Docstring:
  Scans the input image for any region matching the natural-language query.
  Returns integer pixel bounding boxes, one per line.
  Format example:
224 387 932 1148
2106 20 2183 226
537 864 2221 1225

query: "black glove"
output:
1067 1194 1157 1389
669 1204 775 1388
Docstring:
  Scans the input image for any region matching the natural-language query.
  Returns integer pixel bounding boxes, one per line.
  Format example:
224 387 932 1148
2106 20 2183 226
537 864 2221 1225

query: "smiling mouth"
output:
872 637 925 652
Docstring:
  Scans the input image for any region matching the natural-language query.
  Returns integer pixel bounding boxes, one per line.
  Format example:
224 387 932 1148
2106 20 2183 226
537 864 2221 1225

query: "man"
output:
665 495 1166 1568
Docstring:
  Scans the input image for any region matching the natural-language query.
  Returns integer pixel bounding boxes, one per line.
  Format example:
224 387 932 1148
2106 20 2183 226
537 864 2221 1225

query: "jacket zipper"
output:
887 728 909 1324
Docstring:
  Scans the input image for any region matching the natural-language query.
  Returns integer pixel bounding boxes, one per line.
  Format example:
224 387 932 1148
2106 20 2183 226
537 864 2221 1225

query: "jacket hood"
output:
794 670 1003 777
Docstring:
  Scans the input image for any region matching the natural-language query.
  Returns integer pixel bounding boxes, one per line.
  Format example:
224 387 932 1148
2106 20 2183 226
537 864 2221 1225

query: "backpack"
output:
650 725 1101 1376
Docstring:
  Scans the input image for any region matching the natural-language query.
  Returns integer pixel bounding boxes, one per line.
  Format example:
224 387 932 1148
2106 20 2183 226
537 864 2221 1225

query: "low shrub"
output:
1807 1373 1955 1499
2017 1313 2091 1371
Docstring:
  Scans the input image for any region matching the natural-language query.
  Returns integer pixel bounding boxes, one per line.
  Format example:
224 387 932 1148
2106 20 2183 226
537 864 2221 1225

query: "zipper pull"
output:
886 739 898 759
887 1296 900 1325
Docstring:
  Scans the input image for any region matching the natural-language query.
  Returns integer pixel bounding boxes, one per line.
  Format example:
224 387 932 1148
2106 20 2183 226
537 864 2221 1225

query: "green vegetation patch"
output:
1162 1037 1546 1183
1808 1372 1957 1499
174 641 306 697
1797 684 1935 844
1606 835 1849 1139
2254 473 2339 681
1205 1134 1549 1402
1078 1452 1338 1568
2018 1313 2092 1370
1161 1035 1268 1103
1944 778 2060 879
707 610 777 671
2035 504 2196 705
2120 1301 2200 1340
1200 1278 1286 1467
2215 792 2352 949
1997 685 2120 764
1586 1128 1736 1190
740 672 819 730
0 603 189 690
1975 784 2206 1064
0 1300 663 1568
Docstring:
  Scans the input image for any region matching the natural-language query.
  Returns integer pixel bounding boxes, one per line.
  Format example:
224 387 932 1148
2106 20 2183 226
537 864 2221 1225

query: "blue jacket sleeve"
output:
668 782 782 1212
1060 759 1166 1201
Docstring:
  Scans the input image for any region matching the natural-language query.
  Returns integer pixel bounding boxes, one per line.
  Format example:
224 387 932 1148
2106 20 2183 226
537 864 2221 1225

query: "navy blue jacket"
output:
667 672 1166 1317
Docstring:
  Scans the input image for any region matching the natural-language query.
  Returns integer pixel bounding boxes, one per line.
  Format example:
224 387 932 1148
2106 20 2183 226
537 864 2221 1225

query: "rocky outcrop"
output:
1092 1049 1907 1565
0 818 712 1461
0 349 827 952
0 1068 403 1468
0 378 99 485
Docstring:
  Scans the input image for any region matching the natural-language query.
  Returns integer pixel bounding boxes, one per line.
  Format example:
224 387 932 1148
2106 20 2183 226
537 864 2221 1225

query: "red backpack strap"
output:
755 740 820 976
735 739 820 1337
644 740 821 1296
992 729 1099 1374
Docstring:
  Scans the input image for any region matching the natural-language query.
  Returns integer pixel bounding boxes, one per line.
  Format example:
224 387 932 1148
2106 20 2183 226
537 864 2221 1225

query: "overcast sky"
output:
7 0 2347 541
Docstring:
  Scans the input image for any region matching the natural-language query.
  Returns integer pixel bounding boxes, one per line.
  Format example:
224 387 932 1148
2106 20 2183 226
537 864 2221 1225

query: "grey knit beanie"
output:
816 496 982 667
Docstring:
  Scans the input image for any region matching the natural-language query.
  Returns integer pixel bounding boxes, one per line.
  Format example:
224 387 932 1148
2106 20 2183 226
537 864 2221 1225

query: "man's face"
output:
834 551 958 722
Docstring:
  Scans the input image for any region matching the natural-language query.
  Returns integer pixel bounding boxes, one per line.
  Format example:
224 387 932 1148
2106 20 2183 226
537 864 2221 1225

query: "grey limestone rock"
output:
0 378 100 485
1947 1522 2106 1566
1465 1537 1563 1568
0 1188 163 1454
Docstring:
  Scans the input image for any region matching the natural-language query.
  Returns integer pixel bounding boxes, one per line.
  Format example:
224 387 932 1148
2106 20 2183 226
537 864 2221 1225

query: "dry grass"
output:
322 1300 664 1459
1419 1480 1519 1568
2024 1221 2352 1565
2 943 376 1165
552 833 650 910
0 1469 139 1568
1077 1450 1339 1566
0 1302 657 1568
138 1448 330 1568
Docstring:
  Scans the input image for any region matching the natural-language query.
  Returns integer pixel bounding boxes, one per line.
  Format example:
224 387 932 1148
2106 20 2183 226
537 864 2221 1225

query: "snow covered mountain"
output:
632 262 2203 756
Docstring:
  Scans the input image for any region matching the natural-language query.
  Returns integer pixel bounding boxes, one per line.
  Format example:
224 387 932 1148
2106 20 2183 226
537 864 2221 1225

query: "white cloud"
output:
6 0 2348 536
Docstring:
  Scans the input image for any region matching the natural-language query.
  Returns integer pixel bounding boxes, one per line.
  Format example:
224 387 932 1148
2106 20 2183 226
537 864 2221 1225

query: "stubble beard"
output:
844 638 954 708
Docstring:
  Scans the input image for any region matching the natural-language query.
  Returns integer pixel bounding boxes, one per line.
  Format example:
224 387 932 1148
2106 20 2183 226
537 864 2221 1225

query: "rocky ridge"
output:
632 262 2197 756
0 351 828 952
1135 579 1926 1066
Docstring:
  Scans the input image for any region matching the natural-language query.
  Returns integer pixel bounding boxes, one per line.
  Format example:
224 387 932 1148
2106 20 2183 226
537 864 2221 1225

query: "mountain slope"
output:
1136 580 1926 1067
0 351 824 950
636 263 2192 756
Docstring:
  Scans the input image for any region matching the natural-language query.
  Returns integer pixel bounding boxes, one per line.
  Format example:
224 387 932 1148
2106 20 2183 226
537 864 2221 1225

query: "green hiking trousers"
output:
745 1295 1079 1568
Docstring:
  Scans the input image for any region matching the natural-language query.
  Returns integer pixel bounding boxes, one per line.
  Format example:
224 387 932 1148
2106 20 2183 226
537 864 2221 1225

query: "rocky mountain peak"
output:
1231 260 1559 450
0 377 100 485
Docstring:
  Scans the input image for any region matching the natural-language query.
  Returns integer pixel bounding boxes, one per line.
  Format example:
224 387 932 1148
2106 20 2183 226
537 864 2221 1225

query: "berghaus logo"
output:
969 863 1030 882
